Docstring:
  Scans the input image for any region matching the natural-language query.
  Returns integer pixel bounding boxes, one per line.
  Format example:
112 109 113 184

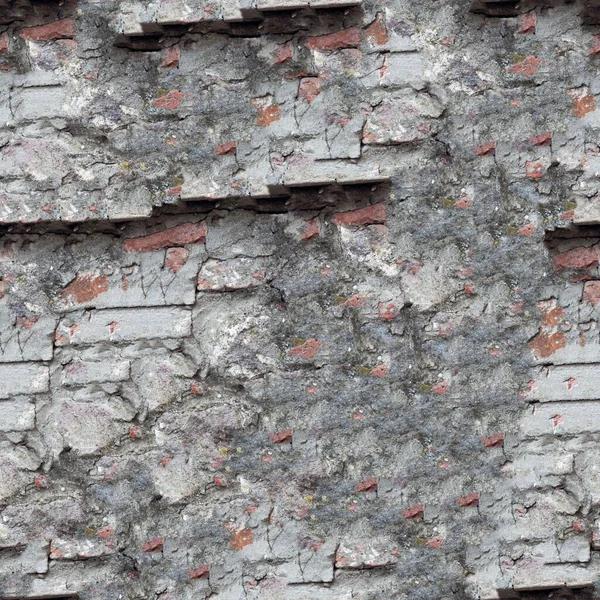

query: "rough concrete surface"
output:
4 0 600 599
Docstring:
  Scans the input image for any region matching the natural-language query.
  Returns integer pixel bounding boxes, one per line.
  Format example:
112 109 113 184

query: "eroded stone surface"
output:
5 2 600 600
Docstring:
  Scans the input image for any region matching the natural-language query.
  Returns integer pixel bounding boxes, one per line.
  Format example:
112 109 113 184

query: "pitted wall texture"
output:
3 1 600 599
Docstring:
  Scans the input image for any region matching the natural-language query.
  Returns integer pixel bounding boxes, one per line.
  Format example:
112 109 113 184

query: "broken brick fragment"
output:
164 247 189 273
230 528 253 550
215 141 237 155
371 364 388 377
530 131 552 146
61 274 109 304
584 281 600 305
518 11 536 34
305 27 361 51
22 17 75 41
569 89 597 118
508 56 541 76
554 246 598 270
333 203 386 227
275 42 293 64
402 505 424 519
458 492 479 507
474 141 496 156
152 90 185 110
432 381 449 394
125 222 207 253
526 161 545 179
302 218 320 241
288 339 320 359
189 565 210 579
378 302 396 320
366 14 389 46
298 77 321 103
160 46 180 69
143 537 164 552
270 429 293 443
528 331 566 359
426 536 444 549
482 433 504 448
356 477 378 492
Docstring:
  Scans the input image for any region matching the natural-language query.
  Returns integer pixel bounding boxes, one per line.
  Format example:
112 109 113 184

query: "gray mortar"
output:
2 1 600 599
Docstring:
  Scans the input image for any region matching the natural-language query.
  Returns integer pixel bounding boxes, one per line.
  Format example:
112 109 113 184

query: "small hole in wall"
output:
1 596 79 600
497 586 595 600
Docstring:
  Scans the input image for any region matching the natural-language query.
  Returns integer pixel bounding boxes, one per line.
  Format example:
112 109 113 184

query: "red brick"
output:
371 363 388 377
230 528 253 551
298 77 321 103
305 27 361 51
591 35 600 56
569 90 596 118
518 11 536 34
482 433 504 448
0 32 8 53
164 247 189 272
401 504 424 519
302 218 320 241
474 142 496 156
584 281 600 305
432 381 449 394
129 425 142 439
97 526 114 539
530 131 552 146
366 14 389 46
288 339 320 359
215 141 237 155
458 492 479 507
529 330 566 359
61 274 109 304
22 18 75 41
508 56 541 76
252 97 281 127
275 42 293 64
189 565 210 579
332 203 386 227
152 90 185 110
160 46 180 69
554 246 598 270
270 429 293 443
519 222 536 236
378 302 396 320
16 315 39 329
345 294 366 308
34 475 48 488
356 477 378 492
526 161 545 179
125 221 207 253
426 536 444 549
143 537 164 552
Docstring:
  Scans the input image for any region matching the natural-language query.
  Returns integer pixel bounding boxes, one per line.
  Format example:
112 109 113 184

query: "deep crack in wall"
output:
3 0 600 599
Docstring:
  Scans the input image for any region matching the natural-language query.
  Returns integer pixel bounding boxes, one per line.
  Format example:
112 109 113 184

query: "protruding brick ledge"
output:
119 0 361 36
470 0 519 18
181 161 391 202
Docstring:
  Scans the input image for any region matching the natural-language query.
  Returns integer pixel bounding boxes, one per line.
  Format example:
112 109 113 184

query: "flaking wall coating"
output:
2 0 600 599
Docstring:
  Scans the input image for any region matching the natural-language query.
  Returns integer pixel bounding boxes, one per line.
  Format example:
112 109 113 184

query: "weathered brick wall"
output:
4 1 600 599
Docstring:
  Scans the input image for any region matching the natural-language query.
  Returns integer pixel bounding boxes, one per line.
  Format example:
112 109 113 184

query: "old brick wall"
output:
3 0 600 599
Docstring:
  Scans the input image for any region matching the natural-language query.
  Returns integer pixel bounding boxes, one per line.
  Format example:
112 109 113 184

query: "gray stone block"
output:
12 86 69 121
529 365 600 401
520 401 600 437
0 399 35 432
55 307 192 345
61 360 131 386
0 364 49 398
